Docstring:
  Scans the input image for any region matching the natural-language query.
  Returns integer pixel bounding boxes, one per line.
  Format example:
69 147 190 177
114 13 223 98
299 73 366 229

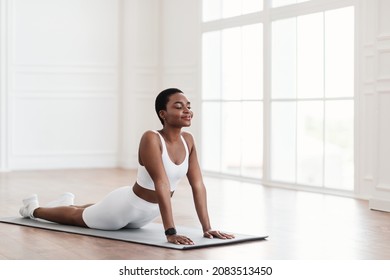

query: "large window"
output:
203 0 263 22
202 0 355 191
271 7 354 190
202 24 263 178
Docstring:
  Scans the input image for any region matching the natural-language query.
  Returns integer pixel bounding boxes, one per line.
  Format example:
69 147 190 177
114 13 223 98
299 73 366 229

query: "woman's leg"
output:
82 185 158 230
23 186 157 230
33 206 89 227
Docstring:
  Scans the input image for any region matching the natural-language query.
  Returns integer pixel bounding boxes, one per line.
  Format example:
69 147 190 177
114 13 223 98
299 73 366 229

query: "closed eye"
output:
174 101 191 110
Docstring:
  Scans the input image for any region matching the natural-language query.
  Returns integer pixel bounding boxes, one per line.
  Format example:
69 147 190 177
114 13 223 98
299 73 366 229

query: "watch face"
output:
165 228 177 235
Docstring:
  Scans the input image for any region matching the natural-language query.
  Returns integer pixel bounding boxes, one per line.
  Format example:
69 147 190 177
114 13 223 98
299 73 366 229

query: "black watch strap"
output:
165 228 177 236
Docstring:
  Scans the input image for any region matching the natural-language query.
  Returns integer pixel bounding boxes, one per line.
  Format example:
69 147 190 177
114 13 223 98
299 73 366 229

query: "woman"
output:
19 88 234 245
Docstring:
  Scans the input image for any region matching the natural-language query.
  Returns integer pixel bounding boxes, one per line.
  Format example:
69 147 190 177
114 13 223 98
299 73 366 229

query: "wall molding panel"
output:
2 0 121 170
133 67 160 93
12 65 118 94
378 0 390 36
366 0 390 211
0 0 10 171
163 65 199 94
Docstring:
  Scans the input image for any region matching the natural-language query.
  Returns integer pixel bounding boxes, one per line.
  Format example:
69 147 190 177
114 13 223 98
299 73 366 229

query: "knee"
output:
69 208 88 227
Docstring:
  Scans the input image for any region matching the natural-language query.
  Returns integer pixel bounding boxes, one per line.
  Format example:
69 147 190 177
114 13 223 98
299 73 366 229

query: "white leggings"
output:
82 186 160 230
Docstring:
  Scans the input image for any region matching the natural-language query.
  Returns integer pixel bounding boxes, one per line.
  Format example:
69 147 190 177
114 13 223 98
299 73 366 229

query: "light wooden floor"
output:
0 168 389 260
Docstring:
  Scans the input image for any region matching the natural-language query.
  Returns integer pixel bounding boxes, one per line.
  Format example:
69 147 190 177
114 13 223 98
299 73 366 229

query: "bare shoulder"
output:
139 130 161 148
181 131 195 150
141 130 159 139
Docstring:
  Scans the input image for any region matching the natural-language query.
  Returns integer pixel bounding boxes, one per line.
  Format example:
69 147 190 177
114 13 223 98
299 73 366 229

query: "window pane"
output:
297 101 323 186
272 18 296 99
204 0 263 21
221 102 242 175
243 0 263 14
271 102 296 182
201 102 221 172
324 101 354 190
223 0 242 18
242 101 263 178
325 7 354 98
243 24 263 100
297 13 324 99
222 27 242 100
202 31 221 100
202 0 221 22
272 0 309 8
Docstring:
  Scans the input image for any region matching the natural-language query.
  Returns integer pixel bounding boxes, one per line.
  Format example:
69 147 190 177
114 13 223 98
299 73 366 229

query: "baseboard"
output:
117 158 137 169
369 198 390 212
9 153 118 170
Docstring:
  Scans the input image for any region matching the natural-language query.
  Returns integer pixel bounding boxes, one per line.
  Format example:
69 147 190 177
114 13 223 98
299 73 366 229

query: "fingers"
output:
167 231 235 246
204 230 235 239
219 231 235 239
204 231 214 239
168 235 194 245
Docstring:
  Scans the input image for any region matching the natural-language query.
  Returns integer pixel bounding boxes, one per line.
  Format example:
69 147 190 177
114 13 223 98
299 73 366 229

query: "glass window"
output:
272 18 296 99
324 100 354 190
201 102 221 172
271 102 296 182
297 13 324 99
223 0 243 19
271 7 354 189
243 24 263 100
296 101 323 186
202 31 221 100
221 102 242 175
203 0 263 22
202 0 222 22
242 101 263 177
202 2 355 191
243 0 264 14
202 24 263 179
222 27 242 100
325 7 354 98
272 0 309 8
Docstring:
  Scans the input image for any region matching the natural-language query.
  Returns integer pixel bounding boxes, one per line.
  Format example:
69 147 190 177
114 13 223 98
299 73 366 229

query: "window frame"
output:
201 0 358 196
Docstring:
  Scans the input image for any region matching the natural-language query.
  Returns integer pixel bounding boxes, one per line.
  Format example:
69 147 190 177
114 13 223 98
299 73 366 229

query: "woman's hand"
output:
204 230 235 239
167 234 194 245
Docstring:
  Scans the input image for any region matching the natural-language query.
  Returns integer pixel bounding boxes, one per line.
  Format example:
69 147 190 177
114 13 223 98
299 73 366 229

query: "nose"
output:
183 108 193 118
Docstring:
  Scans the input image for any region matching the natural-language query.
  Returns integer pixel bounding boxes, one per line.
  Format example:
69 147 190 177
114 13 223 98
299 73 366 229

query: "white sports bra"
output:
136 131 189 191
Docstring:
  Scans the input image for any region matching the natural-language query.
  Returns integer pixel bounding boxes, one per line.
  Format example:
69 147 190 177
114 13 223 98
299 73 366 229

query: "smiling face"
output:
159 92 193 128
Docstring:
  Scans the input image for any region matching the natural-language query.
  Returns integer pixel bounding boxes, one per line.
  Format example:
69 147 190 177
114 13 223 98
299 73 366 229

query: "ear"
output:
159 110 166 120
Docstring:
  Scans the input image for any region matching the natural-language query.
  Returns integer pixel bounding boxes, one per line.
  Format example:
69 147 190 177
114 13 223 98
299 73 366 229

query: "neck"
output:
159 127 182 142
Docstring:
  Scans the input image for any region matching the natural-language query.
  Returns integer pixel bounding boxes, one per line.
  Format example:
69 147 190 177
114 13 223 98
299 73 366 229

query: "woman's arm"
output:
139 131 193 245
138 131 174 228
184 133 234 239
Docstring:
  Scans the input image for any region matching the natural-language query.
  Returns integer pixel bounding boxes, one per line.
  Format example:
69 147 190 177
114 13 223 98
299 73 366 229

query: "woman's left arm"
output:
184 133 234 240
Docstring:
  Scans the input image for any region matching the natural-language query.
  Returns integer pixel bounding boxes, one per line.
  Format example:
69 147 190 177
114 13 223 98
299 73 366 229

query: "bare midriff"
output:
132 183 174 204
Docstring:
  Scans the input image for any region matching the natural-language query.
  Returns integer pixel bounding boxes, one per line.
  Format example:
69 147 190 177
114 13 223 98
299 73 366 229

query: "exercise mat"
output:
0 217 268 250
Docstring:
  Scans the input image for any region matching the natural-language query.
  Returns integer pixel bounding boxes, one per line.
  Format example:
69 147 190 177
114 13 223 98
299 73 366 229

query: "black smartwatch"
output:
165 228 177 236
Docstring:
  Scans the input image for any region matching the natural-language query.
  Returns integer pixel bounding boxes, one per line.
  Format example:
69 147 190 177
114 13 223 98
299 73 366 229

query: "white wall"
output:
0 0 120 170
160 0 201 138
360 0 390 211
119 0 162 168
120 0 202 168
0 0 8 170
0 0 196 172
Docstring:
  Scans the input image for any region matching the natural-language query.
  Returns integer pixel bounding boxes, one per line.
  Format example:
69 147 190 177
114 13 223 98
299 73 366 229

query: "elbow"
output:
154 181 172 194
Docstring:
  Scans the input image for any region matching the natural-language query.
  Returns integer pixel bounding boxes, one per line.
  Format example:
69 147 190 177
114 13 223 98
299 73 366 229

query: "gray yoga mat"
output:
0 217 268 250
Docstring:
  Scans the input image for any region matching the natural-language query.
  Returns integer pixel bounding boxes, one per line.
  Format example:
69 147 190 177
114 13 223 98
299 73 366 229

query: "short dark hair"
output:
155 88 183 125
